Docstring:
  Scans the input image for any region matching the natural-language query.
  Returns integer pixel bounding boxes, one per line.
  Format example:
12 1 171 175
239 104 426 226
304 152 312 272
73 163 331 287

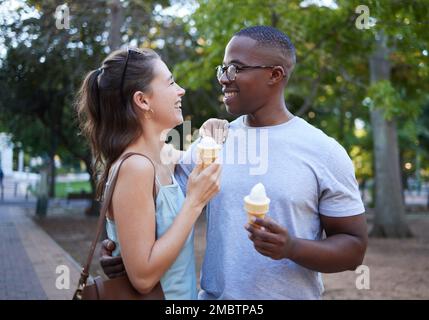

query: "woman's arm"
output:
111 155 220 294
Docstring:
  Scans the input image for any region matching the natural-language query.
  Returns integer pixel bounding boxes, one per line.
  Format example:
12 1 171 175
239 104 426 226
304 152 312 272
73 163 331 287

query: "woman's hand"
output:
199 118 229 144
186 162 222 211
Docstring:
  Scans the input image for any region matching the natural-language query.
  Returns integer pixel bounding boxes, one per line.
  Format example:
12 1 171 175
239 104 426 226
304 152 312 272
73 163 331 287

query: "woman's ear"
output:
132 91 150 112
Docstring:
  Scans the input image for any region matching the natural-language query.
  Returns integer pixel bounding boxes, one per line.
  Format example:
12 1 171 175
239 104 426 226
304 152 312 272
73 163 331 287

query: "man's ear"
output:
132 91 150 112
268 66 286 85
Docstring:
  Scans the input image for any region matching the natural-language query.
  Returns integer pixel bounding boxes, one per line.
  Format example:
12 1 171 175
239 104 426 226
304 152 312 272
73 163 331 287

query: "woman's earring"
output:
144 109 154 119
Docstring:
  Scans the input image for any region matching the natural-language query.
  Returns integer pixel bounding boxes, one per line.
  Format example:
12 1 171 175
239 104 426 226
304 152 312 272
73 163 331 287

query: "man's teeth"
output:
224 92 237 98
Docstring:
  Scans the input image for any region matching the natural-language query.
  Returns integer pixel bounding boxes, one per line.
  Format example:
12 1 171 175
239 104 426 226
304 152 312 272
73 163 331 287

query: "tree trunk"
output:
48 129 57 198
338 105 345 145
47 153 55 197
83 155 100 217
108 0 123 51
369 31 412 238
271 11 278 28
399 151 408 204
36 166 49 217
83 157 104 238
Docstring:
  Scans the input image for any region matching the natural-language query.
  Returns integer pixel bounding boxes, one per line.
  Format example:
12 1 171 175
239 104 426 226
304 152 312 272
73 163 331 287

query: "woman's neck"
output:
126 129 165 164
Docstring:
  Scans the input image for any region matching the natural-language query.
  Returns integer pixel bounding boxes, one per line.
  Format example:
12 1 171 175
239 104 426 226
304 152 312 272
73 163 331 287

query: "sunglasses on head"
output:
119 48 143 107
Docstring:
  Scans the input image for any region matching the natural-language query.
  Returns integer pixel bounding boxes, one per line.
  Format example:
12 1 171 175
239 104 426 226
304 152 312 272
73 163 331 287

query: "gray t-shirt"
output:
175 116 365 299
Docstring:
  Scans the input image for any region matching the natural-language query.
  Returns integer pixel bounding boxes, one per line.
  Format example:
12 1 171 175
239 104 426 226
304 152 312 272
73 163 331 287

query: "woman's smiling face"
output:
144 58 186 128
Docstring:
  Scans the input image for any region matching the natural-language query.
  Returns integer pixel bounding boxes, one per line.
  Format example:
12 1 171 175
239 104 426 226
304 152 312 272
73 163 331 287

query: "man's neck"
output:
244 104 294 127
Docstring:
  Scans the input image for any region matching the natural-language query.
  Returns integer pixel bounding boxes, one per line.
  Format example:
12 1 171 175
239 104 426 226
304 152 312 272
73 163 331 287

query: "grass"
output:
55 181 92 198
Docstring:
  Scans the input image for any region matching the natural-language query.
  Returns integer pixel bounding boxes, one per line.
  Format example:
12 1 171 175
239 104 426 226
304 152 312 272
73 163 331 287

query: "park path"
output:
0 190 81 299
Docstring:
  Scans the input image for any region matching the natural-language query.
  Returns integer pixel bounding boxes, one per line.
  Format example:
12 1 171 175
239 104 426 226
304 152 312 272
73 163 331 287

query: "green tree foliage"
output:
0 0 190 199
1 0 428 229
177 0 428 133
176 0 429 237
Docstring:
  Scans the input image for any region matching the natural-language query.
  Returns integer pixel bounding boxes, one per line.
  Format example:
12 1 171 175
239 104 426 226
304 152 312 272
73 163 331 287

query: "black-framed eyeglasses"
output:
216 64 281 81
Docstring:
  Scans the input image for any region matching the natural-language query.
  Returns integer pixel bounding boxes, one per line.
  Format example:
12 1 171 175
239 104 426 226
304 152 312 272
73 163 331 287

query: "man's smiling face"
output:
219 36 276 116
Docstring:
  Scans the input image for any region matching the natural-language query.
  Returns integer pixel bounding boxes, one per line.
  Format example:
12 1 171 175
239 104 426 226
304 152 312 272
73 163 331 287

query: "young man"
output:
101 26 367 299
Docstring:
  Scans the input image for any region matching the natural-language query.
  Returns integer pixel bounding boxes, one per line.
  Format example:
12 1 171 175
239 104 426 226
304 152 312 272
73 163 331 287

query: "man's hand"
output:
245 217 295 260
199 118 229 144
100 239 126 279
246 214 368 273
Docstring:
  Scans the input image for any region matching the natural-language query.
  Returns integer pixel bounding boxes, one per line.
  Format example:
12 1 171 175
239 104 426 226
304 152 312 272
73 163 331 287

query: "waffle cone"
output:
197 145 220 168
244 196 269 228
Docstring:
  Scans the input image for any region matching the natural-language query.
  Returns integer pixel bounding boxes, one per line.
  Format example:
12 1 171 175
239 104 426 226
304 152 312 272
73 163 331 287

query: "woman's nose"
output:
177 85 185 96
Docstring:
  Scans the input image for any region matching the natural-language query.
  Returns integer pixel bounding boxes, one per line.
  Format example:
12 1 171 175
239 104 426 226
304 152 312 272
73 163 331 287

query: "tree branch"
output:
296 74 321 117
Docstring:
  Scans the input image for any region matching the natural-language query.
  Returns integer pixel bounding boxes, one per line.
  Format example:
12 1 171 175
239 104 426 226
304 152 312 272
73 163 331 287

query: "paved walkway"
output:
0 201 81 300
1 176 32 201
0 174 427 301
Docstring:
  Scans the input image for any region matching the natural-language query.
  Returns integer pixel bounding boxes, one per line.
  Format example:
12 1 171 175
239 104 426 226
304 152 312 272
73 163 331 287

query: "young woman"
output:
76 48 226 300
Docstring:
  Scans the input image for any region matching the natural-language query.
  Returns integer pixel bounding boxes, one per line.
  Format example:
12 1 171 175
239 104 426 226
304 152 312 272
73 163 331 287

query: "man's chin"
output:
225 104 243 116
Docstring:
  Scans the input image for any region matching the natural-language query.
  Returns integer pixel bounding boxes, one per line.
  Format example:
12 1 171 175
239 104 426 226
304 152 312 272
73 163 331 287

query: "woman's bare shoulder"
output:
117 154 155 183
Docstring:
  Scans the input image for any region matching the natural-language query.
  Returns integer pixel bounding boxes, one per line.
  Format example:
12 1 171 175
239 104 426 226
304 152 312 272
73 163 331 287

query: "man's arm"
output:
246 213 367 273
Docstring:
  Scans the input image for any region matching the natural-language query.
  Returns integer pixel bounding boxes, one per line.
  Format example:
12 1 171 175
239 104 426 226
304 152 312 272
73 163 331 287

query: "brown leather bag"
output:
73 152 164 300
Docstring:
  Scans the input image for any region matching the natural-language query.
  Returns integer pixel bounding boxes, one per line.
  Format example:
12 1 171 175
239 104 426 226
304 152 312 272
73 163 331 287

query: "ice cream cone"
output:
244 183 270 229
197 137 221 169
244 201 269 227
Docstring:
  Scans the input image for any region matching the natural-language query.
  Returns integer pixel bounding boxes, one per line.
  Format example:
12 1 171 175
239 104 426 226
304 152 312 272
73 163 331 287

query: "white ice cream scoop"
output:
246 183 270 205
244 183 270 227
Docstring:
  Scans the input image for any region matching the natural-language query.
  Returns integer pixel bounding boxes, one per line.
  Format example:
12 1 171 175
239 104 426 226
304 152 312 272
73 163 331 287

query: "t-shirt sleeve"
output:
318 140 365 217
175 140 198 195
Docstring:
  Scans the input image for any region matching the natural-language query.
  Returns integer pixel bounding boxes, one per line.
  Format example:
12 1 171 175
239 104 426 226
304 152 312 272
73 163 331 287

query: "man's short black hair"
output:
235 26 296 79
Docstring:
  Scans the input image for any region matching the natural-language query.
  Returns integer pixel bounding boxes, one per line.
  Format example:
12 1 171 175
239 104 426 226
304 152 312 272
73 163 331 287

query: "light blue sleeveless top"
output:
106 165 198 300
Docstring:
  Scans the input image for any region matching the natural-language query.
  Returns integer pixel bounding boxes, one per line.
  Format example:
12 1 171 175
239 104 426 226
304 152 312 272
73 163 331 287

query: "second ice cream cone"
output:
244 183 270 229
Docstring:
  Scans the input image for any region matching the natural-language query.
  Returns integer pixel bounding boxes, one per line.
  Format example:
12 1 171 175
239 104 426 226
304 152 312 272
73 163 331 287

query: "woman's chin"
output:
173 116 183 127
160 117 183 132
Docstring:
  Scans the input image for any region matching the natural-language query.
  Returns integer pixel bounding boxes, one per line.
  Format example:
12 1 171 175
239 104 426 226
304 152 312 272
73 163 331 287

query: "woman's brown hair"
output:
76 48 159 199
